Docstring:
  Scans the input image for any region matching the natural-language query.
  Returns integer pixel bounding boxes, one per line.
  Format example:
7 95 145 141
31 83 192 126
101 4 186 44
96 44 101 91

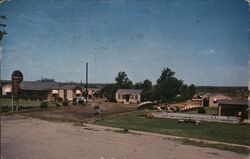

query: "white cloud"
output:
201 49 220 55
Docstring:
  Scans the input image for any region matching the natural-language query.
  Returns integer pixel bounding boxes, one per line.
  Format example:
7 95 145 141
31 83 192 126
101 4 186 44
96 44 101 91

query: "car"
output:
75 96 92 103
75 96 85 103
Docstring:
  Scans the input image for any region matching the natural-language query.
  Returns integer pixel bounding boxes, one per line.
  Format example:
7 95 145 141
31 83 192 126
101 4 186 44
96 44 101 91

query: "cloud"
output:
201 49 220 55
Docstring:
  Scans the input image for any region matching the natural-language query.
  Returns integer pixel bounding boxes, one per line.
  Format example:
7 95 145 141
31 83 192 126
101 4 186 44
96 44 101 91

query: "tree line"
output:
102 67 195 103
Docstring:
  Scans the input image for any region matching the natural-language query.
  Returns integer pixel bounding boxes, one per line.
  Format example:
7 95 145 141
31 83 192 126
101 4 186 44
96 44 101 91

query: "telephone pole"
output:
85 62 88 103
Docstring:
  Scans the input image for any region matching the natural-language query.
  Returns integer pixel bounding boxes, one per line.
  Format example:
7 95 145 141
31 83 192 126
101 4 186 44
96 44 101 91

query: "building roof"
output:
217 99 248 106
1 80 12 85
20 81 59 91
60 84 80 90
202 93 230 98
116 89 142 94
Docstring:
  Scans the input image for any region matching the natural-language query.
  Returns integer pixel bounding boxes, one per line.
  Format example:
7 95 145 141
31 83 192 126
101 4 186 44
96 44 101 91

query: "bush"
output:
78 99 85 105
40 101 48 108
1 106 11 112
62 99 69 106
197 107 206 114
56 102 61 107
56 97 63 102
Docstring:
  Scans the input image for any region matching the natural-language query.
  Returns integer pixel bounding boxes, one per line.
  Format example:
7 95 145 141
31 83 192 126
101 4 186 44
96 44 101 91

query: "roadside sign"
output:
11 70 23 98
94 105 100 116
93 104 100 121
11 70 23 111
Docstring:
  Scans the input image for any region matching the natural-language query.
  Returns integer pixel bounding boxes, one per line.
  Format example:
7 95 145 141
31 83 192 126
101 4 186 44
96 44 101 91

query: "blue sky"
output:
0 0 249 86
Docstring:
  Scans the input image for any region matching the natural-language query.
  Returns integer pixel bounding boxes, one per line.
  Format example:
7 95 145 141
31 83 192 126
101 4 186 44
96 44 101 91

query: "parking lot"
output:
1 115 247 159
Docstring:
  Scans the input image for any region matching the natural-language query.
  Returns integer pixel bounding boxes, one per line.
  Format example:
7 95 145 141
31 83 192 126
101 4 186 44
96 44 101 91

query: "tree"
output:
155 67 186 102
102 71 133 102
0 15 7 41
37 78 55 82
156 67 175 84
133 82 143 89
188 84 195 99
141 79 153 102
102 84 117 102
133 80 153 102
115 71 133 89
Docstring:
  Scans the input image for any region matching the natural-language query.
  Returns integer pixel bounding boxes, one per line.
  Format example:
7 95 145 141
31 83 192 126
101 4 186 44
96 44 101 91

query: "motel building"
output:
116 89 142 104
2 81 83 101
217 99 248 118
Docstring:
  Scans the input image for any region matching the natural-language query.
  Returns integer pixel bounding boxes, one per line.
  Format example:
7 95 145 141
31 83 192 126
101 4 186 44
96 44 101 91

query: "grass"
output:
95 110 250 146
180 138 250 155
184 107 217 115
0 98 59 112
1 98 41 107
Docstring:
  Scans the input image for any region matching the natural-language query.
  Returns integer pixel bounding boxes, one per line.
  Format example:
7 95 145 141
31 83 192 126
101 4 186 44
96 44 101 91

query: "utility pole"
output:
85 62 88 103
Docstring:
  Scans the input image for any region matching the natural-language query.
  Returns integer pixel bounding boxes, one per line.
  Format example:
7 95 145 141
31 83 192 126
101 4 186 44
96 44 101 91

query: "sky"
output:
0 0 249 86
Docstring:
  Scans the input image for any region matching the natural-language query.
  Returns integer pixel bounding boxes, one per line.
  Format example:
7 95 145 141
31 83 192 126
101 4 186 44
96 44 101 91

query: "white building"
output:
116 89 142 104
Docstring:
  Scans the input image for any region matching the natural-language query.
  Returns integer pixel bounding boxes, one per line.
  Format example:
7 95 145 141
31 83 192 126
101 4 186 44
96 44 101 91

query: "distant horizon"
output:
0 0 249 86
1 78 248 88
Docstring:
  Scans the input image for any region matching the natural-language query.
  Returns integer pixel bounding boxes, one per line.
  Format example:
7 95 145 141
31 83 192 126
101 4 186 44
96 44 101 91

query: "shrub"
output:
78 99 85 105
1 106 11 112
56 102 61 107
40 101 48 108
197 107 206 114
57 97 63 102
62 99 69 106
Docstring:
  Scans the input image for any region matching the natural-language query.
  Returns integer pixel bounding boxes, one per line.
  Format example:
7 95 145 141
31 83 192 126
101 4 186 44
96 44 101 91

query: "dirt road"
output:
16 99 137 122
1 115 248 159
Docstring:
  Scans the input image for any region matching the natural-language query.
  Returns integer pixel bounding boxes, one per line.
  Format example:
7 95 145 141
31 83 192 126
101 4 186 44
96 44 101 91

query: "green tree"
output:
155 67 183 102
0 15 7 41
188 84 196 99
115 71 133 89
134 79 153 102
103 71 133 102
141 79 153 101
102 84 118 102
156 67 175 84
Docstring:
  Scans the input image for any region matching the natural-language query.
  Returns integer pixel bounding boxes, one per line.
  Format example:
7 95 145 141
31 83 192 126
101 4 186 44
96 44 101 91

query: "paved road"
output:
1 115 248 159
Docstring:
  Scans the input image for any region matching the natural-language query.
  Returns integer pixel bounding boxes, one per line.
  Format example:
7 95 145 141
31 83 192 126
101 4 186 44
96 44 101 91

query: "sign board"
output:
94 105 100 116
11 70 23 98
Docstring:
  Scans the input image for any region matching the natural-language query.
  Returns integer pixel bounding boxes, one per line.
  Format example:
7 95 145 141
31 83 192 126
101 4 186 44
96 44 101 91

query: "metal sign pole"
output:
16 98 19 111
11 93 13 112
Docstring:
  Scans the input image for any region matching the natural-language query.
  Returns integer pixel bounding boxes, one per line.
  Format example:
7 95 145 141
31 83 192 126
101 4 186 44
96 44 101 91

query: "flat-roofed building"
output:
217 99 248 118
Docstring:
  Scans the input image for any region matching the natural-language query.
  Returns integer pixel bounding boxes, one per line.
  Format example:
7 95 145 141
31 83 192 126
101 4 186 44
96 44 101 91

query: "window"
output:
122 95 126 99
118 94 121 99
135 95 138 100
131 95 134 99
64 90 67 99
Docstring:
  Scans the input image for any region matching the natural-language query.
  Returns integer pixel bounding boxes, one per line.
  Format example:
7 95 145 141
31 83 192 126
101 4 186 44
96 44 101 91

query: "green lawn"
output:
96 110 250 146
1 98 41 107
1 98 57 108
184 107 217 115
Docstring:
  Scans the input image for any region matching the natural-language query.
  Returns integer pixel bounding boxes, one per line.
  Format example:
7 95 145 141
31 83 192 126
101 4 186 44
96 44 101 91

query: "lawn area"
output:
1 98 57 108
1 98 41 107
183 107 217 115
95 110 250 146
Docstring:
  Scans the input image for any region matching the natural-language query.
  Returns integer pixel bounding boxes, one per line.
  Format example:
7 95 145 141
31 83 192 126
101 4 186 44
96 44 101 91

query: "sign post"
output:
93 103 100 121
11 70 23 111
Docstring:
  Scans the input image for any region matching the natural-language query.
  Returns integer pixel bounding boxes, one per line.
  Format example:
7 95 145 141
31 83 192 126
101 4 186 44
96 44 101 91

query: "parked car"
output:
75 96 92 103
